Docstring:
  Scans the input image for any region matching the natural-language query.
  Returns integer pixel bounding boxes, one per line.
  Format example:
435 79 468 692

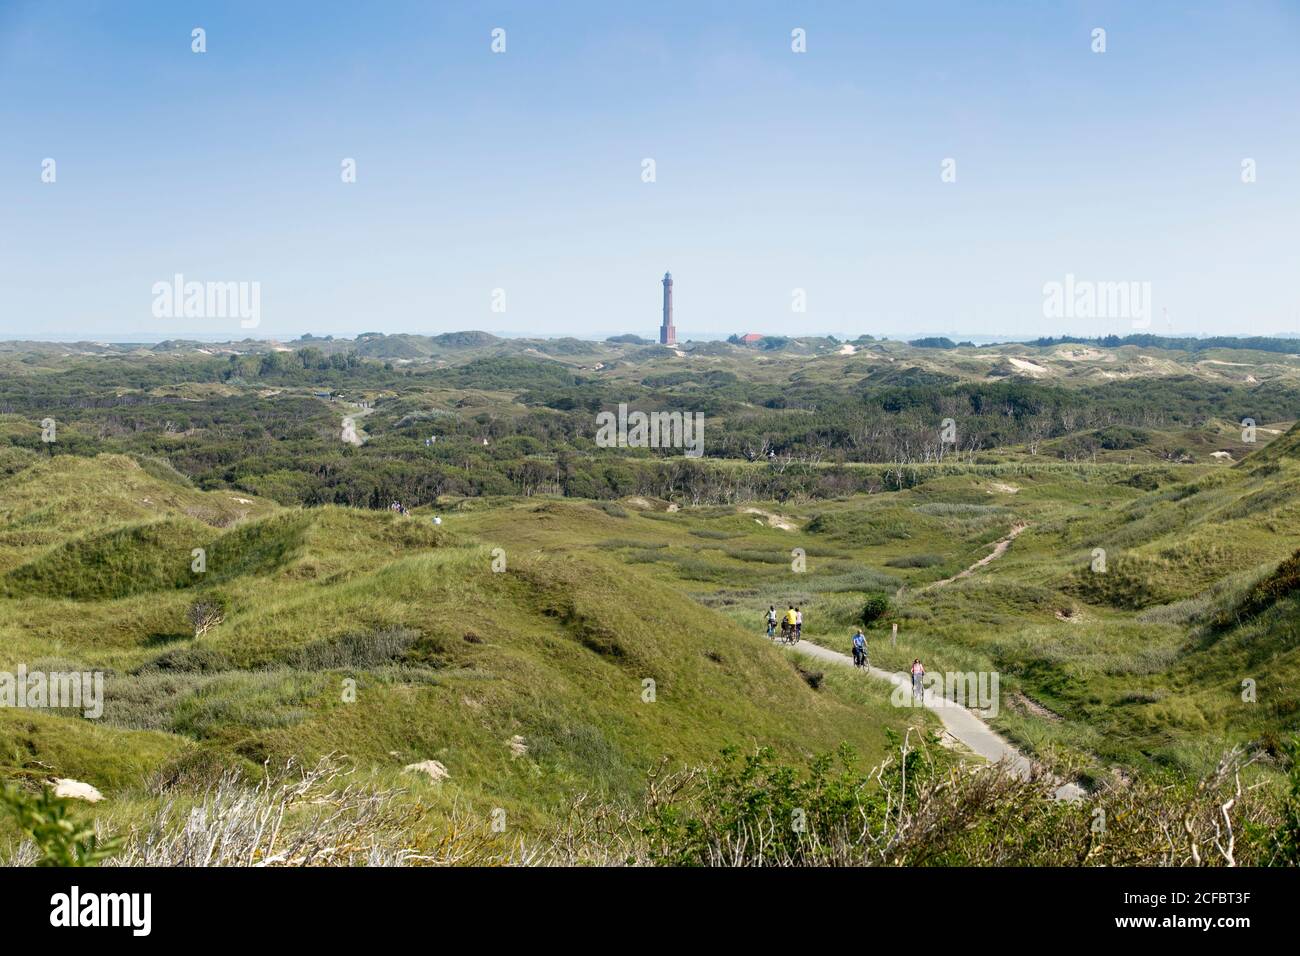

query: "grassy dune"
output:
4 416 1300 858
0 456 934 847
454 432 1300 780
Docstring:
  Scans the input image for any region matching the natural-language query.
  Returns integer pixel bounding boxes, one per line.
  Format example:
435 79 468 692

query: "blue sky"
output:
1 0 1297 342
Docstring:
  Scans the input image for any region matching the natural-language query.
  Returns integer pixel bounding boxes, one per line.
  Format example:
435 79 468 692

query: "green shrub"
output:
861 593 891 627
1215 549 1300 628
0 784 120 866
638 744 923 866
136 646 234 674
1268 742 1300 865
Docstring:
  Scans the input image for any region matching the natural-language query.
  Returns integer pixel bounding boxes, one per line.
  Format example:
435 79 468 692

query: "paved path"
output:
786 638 1083 801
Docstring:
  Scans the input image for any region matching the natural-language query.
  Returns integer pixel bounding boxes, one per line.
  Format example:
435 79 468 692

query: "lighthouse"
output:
659 272 676 345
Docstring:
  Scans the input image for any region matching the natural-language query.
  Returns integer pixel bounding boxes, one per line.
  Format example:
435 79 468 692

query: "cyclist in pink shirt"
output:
910 659 925 701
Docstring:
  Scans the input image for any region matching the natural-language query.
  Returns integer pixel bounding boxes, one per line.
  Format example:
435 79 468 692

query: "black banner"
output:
0 866 1283 943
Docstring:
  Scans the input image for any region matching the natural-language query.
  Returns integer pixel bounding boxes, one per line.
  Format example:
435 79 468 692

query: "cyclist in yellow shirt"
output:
780 605 798 642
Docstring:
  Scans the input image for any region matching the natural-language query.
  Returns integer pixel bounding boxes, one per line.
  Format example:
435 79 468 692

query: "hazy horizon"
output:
8 326 1300 348
3 0 1298 343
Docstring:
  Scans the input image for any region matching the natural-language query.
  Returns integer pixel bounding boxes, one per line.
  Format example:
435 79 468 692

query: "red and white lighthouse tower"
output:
659 271 676 345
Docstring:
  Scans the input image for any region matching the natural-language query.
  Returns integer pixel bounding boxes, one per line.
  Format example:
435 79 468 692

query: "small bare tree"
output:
186 599 225 638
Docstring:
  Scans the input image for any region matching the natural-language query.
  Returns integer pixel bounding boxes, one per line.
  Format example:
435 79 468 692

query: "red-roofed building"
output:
739 332 764 344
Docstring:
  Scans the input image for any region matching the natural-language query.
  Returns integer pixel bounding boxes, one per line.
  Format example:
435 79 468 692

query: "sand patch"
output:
741 507 797 531
621 496 678 513
1054 347 1109 361
1007 357 1049 377
1010 692 1063 721
53 779 103 802
403 760 450 783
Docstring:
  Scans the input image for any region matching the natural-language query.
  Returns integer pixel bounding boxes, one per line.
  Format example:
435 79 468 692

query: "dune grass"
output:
0 455 938 850
5 435 1300 854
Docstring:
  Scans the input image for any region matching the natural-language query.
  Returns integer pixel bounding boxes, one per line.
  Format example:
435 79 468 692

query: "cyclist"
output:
765 606 777 638
782 606 797 643
851 630 867 669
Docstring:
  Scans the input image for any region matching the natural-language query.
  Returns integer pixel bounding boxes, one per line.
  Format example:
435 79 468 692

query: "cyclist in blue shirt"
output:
851 630 867 668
